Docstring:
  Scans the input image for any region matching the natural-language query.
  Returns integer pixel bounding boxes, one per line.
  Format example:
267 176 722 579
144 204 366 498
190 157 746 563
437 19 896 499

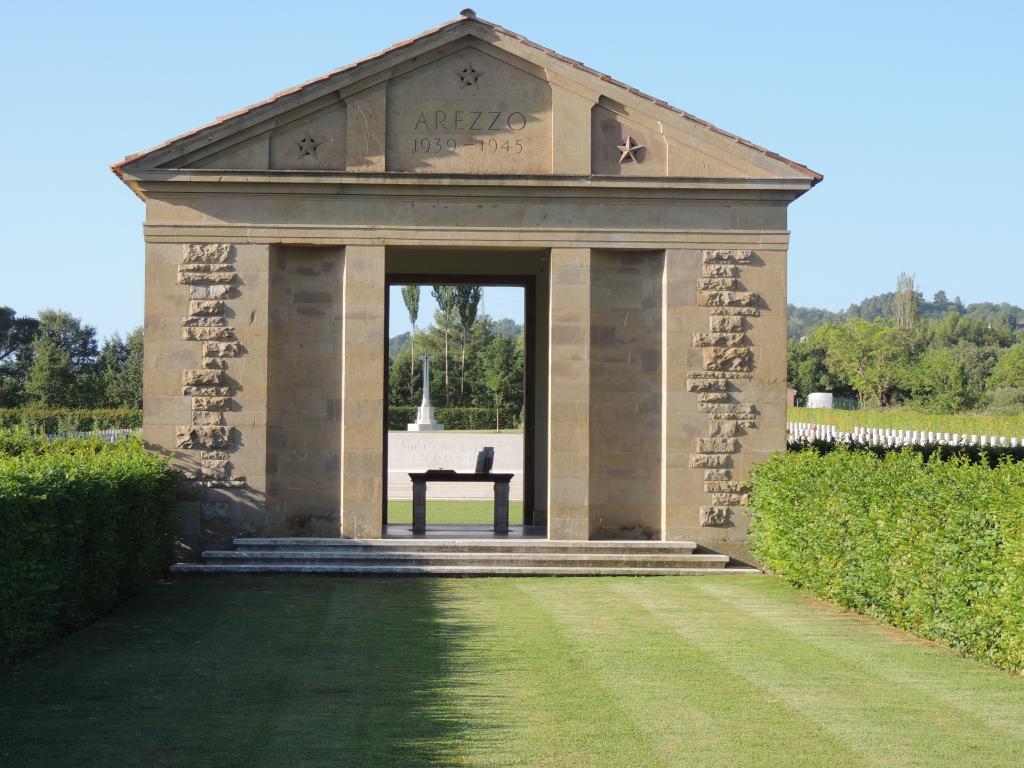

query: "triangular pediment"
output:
114 13 820 186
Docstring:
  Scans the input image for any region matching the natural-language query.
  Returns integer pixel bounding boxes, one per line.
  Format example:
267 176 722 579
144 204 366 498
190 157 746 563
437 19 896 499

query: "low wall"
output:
387 432 523 500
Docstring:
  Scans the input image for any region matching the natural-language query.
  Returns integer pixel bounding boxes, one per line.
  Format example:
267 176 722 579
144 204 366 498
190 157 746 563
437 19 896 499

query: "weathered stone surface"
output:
704 480 747 493
189 284 233 300
194 411 226 426
688 453 732 469
175 425 231 450
703 249 753 264
703 347 754 372
201 501 231 520
183 243 233 264
182 386 231 396
183 369 223 387
710 315 745 333
687 377 728 393
709 306 760 317
180 263 234 274
713 492 749 506
182 316 228 328
708 419 743 437
203 357 228 369
693 332 747 347
203 341 241 358
201 450 230 461
697 277 738 291
704 469 732 481
698 291 758 308
699 506 732 526
698 403 756 415
199 460 229 479
192 396 231 412
177 267 236 285
698 391 730 403
696 437 738 453
702 264 738 279
188 300 225 317
182 326 235 341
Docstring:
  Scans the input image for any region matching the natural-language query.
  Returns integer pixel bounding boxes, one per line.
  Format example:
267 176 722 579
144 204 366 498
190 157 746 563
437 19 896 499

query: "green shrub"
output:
388 406 521 430
750 446 1024 672
0 434 177 666
0 407 142 434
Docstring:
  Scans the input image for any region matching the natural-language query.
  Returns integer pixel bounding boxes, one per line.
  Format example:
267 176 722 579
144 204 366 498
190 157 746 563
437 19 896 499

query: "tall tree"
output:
431 285 457 405
892 272 920 330
482 333 523 430
401 285 420 400
453 286 482 400
23 336 76 406
97 327 144 408
823 319 914 406
23 310 98 407
0 307 40 405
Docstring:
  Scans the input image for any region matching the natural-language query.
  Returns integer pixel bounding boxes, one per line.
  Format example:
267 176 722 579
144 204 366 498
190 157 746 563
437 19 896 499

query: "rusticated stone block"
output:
699 506 732 527
182 316 228 328
693 332 747 347
687 377 727 393
713 492 749 506
203 358 228 369
199 460 229 479
708 419 743 437
183 243 233 264
189 285 232 300
183 386 231 396
698 391 730 403
192 411 225 426
201 450 230 461
177 267 236 285
180 263 233 274
192 396 231 412
704 469 732 481
175 425 231 450
699 402 756 416
703 249 753 264
696 437 738 453
705 481 748 494
709 306 760 317
182 326 234 341
710 315 745 333
703 347 754 372
702 264 738 278
183 369 223 387
689 453 732 469
697 277 738 291
698 291 758 308
188 300 225 317
203 341 241 358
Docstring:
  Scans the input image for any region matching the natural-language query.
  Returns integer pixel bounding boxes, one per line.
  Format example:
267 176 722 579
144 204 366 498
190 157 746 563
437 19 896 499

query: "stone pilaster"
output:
547 247 591 540
340 245 386 538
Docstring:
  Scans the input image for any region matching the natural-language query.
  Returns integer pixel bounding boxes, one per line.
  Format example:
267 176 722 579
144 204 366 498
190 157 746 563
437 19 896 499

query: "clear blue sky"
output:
2 1 1021 340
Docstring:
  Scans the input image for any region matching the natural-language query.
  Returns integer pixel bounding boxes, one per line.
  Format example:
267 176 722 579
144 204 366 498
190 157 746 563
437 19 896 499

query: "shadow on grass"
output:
0 577 498 768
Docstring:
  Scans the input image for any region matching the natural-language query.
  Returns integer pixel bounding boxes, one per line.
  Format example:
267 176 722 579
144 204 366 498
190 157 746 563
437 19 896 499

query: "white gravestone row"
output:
788 422 1022 449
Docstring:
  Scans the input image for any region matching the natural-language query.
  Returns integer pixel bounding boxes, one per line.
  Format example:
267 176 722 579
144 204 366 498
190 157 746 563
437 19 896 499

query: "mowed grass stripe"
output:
616 578 1024 768
445 579 670 768
688 577 1024 746
511 578 862 768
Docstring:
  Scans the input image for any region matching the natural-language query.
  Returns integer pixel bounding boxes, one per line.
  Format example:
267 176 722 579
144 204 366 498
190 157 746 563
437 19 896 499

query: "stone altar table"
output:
408 471 515 534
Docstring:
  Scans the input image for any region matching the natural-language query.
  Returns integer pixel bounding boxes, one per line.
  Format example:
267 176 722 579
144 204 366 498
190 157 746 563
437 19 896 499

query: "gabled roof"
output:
112 10 821 184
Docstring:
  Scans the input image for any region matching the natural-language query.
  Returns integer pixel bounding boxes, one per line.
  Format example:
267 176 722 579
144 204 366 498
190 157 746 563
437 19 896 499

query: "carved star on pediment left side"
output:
617 134 644 164
458 63 482 87
297 133 319 157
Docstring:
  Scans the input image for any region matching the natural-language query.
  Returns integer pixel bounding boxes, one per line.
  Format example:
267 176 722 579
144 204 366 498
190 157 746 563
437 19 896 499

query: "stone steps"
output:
170 537 761 577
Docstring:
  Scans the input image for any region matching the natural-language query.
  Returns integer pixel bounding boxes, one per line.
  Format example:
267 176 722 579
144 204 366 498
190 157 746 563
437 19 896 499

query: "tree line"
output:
390 286 525 426
0 307 142 409
788 275 1024 412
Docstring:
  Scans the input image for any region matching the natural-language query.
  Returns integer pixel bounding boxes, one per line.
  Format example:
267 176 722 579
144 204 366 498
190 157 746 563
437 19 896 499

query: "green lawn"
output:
2 577 1023 767
387 499 524 526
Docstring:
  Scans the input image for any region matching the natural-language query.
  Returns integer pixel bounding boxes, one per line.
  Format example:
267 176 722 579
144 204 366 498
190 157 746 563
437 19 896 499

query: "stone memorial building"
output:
114 11 820 562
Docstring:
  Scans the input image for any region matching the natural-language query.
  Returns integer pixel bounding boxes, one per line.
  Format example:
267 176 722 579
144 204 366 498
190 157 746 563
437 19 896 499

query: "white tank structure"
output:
806 392 834 409
407 354 444 431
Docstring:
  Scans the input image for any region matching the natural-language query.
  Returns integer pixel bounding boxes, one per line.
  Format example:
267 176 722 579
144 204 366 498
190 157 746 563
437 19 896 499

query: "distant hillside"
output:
789 291 1024 339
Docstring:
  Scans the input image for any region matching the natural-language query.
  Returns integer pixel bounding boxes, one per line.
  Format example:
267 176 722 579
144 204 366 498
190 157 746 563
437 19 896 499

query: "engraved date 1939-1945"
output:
411 137 524 154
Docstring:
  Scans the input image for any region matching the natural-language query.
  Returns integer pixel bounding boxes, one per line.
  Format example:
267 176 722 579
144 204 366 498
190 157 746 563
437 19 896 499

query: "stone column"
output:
661 248 705 539
340 245 386 538
547 248 591 540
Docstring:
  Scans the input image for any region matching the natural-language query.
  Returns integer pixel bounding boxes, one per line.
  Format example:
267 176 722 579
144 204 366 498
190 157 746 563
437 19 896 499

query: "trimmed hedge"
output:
388 405 521 431
0 408 142 434
750 446 1024 672
0 433 177 666
789 438 1024 467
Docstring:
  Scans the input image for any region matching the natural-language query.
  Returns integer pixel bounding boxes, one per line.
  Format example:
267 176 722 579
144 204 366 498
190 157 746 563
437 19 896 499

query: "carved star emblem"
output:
457 63 482 87
296 133 319 157
617 134 645 164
